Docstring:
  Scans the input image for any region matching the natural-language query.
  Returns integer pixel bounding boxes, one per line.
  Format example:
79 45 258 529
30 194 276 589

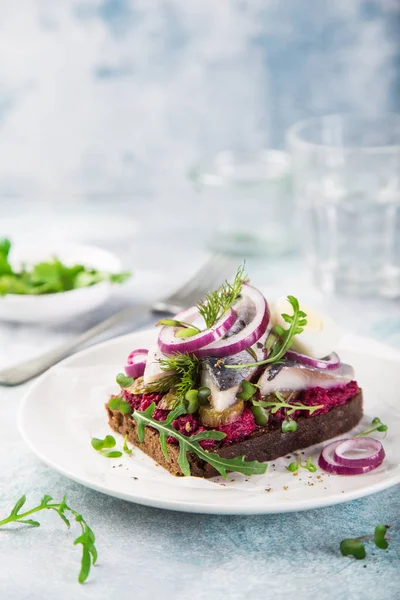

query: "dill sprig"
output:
197 264 246 329
145 353 200 404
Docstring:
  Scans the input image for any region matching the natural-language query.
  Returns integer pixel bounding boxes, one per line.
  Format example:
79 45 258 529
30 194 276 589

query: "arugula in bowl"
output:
0 238 131 296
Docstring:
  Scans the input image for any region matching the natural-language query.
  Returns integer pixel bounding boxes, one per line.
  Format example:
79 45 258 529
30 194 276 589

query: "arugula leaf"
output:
123 435 132 455
132 403 267 478
0 494 97 583
224 295 307 370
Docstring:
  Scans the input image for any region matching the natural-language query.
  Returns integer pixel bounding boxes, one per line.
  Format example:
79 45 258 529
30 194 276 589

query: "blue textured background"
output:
0 0 399 196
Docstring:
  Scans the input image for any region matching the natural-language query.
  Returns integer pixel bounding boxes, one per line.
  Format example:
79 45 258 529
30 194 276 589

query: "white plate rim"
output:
18 331 400 515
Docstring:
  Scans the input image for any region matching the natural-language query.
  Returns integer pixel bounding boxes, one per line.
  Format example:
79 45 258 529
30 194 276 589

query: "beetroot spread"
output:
122 381 359 446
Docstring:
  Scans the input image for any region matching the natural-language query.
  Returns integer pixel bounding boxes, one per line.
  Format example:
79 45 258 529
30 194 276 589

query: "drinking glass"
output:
189 150 293 257
288 114 400 297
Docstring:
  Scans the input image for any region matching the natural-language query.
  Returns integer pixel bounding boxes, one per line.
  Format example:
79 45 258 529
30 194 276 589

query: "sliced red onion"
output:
333 437 385 469
318 438 385 475
285 350 340 370
124 348 149 378
195 284 270 358
158 305 237 355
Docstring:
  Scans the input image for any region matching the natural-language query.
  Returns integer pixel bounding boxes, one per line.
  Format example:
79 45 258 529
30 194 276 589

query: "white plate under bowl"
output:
18 330 400 514
0 242 122 323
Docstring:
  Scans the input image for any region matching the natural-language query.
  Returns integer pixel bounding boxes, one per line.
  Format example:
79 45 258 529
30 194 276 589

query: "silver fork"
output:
0 254 238 386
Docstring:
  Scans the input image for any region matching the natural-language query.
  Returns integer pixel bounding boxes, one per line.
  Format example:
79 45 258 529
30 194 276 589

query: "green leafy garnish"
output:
340 538 367 560
91 435 122 458
0 239 131 296
355 417 388 438
108 397 132 415
285 455 317 473
340 525 390 560
252 391 323 417
123 434 133 455
145 353 200 407
282 417 297 433
132 403 267 478
0 494 97 583
197 265 246 328
236 381 258 401
116 373 134 389
225 295 307 369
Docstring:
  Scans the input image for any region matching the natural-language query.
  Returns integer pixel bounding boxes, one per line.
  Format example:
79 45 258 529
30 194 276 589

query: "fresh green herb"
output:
145 353 200 406
236 381 258 401
225 295 307 369
285 455 317 473
252 391 323 417
0 239 130 296
251 405 268 426
197 265 246 329
116 373 134 388
355 417 388 438
91 435 123 458
286 461 299 472
123 434 132 455
132 403 267 478
108 397 132 415
0 494 97 583
197 387 211 405
282 417 297 433
340 525 390 559
174 327 200 338
374 524 389 549
185 389 200 414
156 319 202 334
340 538 367 560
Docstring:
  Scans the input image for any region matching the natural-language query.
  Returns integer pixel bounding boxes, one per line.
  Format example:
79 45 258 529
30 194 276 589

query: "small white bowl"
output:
0 242 123 323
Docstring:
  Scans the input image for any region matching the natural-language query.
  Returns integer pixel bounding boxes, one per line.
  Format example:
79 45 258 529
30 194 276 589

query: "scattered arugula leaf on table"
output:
0 494 97 583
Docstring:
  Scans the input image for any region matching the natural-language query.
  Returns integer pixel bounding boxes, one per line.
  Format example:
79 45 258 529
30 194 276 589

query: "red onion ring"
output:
158 305 237 355
285 350 340 370
333 437 385 469
318 438 385 475
124 348 149 378
195 284 270 358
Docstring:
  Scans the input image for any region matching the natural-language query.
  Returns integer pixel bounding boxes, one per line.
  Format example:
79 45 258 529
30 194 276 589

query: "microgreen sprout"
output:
286 454 317 473
116 373 134 388
0 494 97 583
355 417 388 438
108 397 132 415
91 435 123 458
282 417 297 433
123 434 132 455
340 525 391 559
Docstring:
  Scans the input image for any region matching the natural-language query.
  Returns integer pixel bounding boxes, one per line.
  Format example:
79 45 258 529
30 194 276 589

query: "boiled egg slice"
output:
270 297 342 359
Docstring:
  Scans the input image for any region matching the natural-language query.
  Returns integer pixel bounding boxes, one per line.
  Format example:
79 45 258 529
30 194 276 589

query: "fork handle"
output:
0 304 151 386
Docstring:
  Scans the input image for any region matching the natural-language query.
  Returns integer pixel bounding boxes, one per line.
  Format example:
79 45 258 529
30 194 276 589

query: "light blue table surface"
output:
0 199 399 600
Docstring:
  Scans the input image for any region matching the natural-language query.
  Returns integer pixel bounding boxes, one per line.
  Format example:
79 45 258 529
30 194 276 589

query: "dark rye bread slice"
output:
106 390 363 478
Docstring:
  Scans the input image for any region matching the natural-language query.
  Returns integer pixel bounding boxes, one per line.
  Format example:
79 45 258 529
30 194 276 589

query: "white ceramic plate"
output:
18 330 400 514
0 242 122 323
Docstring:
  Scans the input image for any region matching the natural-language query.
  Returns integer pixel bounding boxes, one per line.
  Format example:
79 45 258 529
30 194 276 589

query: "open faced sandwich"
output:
106 267 364 478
